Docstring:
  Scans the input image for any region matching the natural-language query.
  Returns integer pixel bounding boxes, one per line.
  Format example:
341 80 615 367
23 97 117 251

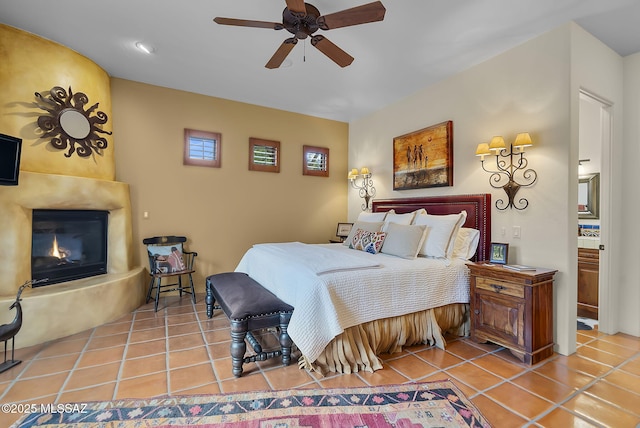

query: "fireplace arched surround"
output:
0 171 145 348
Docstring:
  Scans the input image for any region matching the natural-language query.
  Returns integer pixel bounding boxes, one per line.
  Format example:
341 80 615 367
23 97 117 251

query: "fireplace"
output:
31 209 109 286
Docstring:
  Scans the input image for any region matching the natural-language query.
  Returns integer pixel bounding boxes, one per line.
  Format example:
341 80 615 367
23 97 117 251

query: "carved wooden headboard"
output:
371 194 492 262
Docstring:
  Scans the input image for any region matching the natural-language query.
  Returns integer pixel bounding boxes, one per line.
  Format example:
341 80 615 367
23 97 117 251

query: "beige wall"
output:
111 79 349 291
0 24 114 180
621 52 640 336
570 24 625 337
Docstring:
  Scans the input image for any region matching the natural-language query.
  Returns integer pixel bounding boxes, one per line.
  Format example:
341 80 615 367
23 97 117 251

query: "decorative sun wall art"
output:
34 86 112 158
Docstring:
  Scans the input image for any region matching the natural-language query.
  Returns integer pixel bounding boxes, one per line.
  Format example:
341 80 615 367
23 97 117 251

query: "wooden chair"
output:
143 236 197 312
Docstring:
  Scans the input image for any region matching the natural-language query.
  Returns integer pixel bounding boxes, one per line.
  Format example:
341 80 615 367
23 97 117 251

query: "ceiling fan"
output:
214 1 386 69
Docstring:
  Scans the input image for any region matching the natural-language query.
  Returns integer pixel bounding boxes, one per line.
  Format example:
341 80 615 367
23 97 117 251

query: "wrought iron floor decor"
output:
0 279 42 373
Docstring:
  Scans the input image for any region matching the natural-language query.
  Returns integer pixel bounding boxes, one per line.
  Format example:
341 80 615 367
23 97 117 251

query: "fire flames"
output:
49 235 68 259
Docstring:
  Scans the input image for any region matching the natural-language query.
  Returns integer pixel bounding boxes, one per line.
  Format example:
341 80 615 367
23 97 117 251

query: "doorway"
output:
578 90 612 333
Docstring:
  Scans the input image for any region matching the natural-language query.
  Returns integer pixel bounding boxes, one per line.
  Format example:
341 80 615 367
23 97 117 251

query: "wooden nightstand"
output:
467 262 558 365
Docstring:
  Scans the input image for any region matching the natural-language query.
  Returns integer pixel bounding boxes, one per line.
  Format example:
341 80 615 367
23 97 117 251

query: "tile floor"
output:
1 295 639 427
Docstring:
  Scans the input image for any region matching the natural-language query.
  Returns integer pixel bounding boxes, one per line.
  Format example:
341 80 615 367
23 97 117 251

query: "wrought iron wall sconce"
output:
475 133 537 210
348 167 376 211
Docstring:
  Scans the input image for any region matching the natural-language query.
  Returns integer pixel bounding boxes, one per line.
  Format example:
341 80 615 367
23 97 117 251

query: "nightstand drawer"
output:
476 277 524 299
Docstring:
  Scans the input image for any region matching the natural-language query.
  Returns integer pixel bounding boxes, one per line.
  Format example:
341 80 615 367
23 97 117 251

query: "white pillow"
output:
382 209 427 231
382 211 414 231
342 221 385 246
381 223 428 259
412 208 427 217
357 211 387 222
413 211 467 258
451 227 480 260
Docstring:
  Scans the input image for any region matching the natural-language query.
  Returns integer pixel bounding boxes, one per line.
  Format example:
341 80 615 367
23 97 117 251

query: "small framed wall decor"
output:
489 242 509 264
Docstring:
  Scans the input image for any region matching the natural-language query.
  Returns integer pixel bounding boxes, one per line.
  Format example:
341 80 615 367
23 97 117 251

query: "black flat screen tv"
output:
0 133 22 186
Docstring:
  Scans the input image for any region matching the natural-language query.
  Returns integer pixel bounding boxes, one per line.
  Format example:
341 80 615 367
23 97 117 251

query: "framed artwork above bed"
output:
393 121 453 190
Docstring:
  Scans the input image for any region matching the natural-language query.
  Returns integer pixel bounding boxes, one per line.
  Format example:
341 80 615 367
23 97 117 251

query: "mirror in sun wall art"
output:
34 86 112 158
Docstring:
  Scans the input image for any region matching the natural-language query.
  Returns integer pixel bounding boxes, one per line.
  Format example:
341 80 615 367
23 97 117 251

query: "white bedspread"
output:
235 242 470 362
249 242 381 274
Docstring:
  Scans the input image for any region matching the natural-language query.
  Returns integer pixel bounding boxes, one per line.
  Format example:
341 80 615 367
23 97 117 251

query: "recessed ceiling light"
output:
135 42 155 54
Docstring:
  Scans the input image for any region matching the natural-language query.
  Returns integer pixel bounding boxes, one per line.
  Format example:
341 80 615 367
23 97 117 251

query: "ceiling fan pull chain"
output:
303 39 306 63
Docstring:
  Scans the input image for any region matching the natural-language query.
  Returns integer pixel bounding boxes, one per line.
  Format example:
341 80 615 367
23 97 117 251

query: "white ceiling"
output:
1 0 639 122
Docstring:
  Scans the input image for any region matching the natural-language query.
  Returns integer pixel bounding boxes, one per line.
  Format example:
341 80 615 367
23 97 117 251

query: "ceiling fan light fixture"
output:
213 1 386 69
135 42 155 54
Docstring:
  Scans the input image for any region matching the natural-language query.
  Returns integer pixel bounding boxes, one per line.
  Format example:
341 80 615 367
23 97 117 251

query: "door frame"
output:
579 89 612 333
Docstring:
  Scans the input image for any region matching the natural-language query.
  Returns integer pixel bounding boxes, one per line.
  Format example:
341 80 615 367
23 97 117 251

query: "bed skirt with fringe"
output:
298 303 469 375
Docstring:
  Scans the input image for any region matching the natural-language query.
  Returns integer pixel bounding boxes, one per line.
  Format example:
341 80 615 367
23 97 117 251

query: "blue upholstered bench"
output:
205 272 294 377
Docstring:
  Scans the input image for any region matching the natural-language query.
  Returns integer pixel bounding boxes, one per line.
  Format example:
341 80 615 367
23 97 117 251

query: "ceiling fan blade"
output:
265 38 298 69
285 0 307 16
214 17 283 30
311 35 354 67
318 1 386 30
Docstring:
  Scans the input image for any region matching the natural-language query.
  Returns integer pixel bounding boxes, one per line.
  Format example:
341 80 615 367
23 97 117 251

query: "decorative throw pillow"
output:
342 220 384 246
381 223 428 259
148 243 186 273
349 228 387 254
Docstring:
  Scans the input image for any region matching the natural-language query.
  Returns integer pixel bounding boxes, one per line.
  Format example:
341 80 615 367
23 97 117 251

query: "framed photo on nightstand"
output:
489 242 509 264
336 222 353 239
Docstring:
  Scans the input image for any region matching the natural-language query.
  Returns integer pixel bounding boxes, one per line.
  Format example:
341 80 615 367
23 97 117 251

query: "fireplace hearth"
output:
1 171 142 348
31 210 108 286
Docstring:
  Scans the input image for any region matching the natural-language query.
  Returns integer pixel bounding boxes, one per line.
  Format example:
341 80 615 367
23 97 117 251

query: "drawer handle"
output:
491 284 506 292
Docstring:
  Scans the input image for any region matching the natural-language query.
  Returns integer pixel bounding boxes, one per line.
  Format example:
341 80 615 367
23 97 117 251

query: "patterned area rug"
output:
13 380 491 427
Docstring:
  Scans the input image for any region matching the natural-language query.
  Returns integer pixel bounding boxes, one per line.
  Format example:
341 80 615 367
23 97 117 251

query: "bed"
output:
235 194 491 375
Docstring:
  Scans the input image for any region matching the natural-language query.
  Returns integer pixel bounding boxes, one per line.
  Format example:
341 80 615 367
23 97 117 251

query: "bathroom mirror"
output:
578 173 600 219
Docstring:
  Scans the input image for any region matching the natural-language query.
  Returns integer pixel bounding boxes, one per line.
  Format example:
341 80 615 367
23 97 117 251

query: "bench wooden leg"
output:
230 320 247 377
205 285 215 318
279 312 293 366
